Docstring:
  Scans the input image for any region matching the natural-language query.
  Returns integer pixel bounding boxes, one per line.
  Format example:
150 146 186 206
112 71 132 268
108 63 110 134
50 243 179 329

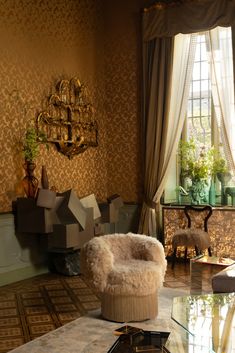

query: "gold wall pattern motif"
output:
0 0 143 213
163 207 235 258
104 1 143 203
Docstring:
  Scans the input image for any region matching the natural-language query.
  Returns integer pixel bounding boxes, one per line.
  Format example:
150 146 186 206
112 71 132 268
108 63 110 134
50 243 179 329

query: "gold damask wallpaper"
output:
104 0 143 203
0 0 145 213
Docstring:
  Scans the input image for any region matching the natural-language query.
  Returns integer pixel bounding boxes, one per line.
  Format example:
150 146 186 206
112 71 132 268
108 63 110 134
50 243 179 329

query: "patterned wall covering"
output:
104 0 144 203
0 0 145 213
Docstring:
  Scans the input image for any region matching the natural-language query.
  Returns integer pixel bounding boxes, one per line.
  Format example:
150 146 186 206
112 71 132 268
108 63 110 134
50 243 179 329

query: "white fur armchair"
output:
80 232 167 322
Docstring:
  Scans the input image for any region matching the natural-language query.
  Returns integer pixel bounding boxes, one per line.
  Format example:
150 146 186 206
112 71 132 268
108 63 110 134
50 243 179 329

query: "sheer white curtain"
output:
145 33 195 236
153 33 196 202
206 26 235 173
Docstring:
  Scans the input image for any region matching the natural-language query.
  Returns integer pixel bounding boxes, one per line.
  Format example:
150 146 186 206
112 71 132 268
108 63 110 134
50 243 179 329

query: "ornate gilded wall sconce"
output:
37 77 98 159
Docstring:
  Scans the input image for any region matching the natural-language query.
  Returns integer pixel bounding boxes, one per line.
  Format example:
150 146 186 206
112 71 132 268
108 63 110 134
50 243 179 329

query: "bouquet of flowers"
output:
178 138 228 182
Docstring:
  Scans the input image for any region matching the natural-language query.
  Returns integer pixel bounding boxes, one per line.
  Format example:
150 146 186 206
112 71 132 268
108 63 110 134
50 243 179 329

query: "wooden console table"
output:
163 206 235 259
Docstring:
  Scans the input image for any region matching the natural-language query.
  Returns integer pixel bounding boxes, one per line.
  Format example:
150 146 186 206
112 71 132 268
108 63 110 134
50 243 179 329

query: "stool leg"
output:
172 248 177 269
208 246 212 256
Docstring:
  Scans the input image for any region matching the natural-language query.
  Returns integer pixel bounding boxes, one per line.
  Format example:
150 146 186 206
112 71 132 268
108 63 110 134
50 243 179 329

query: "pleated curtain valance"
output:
143 0 235 41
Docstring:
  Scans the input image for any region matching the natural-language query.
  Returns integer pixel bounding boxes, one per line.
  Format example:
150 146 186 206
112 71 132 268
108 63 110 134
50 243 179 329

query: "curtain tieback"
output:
144 197 157 209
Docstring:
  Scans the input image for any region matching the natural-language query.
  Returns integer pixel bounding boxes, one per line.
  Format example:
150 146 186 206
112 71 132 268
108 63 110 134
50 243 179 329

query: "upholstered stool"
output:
171 205 212 269
212 263 235 293
80 233 167 322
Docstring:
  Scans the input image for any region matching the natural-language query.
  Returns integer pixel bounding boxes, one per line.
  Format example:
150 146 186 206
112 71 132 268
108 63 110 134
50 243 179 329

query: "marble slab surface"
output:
8 311 187 353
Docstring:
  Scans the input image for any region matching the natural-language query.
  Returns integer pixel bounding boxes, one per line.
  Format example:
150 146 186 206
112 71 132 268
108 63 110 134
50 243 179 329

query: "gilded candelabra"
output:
37 77 98 159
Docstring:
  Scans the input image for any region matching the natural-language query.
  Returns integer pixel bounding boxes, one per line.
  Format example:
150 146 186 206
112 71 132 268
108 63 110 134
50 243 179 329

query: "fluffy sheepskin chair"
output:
80 232 167 322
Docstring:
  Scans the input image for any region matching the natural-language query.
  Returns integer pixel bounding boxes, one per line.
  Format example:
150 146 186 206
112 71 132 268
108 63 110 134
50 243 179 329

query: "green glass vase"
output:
209 179 216 206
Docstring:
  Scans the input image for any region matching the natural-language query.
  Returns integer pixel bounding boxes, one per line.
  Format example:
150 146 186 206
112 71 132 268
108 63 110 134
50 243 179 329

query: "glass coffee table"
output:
171 292 235 353
190 255 235 294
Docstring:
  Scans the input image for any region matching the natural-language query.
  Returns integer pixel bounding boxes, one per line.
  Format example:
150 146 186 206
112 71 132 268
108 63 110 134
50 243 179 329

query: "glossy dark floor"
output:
164 260 213 293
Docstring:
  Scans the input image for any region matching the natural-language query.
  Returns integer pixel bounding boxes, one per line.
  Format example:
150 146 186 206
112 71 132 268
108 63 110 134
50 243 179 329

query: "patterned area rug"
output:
0 273 100 353
0 286 189 353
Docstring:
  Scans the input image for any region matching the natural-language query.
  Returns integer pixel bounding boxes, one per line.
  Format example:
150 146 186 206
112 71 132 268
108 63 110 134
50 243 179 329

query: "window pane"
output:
201 62 209 79
192 99 200 116
197 34 204 43
193 63 200 80
201 80 209 96
195 44 201 61
186 31 213 151
189 117 211 146
189 83 193 98
193 81 200 95
188 100 192 117
201 98 209 116
200 116 211 131
201 44 207 61
188 117 200 132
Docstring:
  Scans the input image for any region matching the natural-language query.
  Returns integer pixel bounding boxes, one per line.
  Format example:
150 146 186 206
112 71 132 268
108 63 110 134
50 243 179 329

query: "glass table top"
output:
171 293 235 353
191 255 235 266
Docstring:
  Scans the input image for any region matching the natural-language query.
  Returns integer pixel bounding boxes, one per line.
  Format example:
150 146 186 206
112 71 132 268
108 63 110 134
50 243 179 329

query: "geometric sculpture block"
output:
80 193 101 220
16 197 54 233
99 195 124 223
107 194 124 209
48 207 94 249
36 188 57 209
57 189 87 229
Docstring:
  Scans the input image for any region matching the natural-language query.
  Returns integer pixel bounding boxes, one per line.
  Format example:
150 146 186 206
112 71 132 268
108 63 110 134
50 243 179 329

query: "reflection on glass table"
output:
190 255 235 294
108 326 170 353
171 293 235 353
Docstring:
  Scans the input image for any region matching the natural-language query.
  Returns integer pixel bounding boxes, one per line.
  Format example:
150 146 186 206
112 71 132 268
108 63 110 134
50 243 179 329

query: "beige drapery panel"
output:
139 37 174 237
139 0 235 238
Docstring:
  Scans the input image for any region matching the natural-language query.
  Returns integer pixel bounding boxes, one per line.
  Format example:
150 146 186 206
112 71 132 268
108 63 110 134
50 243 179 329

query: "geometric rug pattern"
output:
0 273 100 353
0 262 213 353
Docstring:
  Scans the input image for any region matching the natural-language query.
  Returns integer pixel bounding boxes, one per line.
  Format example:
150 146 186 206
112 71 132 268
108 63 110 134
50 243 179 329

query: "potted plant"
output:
207 147 229 179
21 127 48 198
179 139 211 204
207 147 230 205
178 138 229 204
22 127 47 163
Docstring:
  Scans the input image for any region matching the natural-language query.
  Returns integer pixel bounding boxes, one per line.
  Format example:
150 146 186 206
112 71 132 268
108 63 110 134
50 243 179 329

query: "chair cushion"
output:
172 228 210 249
104 259 164 296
